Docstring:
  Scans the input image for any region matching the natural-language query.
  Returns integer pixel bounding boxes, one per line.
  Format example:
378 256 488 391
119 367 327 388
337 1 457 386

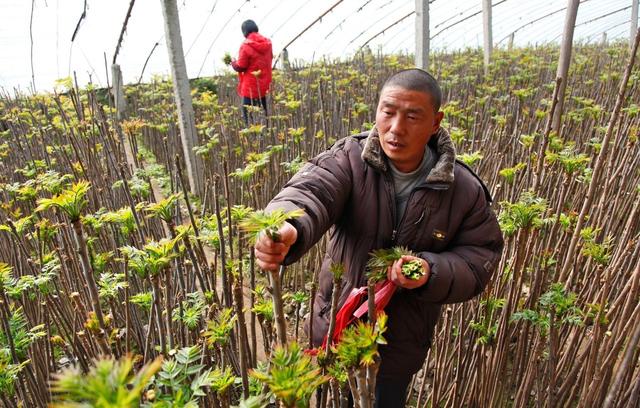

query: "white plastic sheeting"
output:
0 0 636 91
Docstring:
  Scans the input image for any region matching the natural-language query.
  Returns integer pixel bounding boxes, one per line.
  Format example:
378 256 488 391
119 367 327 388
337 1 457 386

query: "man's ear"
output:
432 111 444 133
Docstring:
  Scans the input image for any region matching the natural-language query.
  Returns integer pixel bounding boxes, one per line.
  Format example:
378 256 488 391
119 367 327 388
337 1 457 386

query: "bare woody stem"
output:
71 219 110 355
559 28 640 282
354 366 371 408
270 266 288 346
532 76 561 193
320 273 344 408
325 275 343 352
232 275 250 397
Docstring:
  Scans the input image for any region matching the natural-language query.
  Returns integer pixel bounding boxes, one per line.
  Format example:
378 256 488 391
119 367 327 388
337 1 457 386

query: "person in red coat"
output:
230 20 273 125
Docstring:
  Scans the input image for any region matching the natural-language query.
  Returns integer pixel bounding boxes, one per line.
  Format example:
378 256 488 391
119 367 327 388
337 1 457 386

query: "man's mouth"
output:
386 140 403 148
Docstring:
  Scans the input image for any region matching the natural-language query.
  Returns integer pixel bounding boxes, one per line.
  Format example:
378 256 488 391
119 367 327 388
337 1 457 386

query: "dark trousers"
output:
374 377 410 408
318 376 410 408
241 96 267 125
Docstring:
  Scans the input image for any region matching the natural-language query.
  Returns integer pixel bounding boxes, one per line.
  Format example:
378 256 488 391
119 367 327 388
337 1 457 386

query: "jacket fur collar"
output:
361 126 456 184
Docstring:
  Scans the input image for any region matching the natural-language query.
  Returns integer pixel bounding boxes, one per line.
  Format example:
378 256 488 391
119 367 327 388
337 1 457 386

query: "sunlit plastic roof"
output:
0 0 637 91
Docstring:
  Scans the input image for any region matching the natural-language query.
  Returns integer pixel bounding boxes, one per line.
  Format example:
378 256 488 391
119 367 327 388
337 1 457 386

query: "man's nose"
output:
389 115 405 134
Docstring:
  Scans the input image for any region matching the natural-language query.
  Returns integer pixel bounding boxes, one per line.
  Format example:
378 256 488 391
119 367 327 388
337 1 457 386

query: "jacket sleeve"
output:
232 44 250 71
231 62 247 73
415 183 504 304
264 140 355 265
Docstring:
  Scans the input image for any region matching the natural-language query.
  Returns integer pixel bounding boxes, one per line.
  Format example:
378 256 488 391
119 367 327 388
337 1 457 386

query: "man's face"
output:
375 86 444 173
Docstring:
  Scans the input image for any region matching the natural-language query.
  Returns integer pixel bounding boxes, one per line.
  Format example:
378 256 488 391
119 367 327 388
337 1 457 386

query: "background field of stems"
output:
0 41 638 407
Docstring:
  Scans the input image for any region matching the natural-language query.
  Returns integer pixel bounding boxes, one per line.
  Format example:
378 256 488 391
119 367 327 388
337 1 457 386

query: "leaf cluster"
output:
0 307 45 363
204 308 236 348
97 272 128 300
145 193 182 223
173 292 206 331
580 227 612 266
51 355 161 408
458 151 484 167
119 238 178 278
239 208 304 243
35 180 91 222
250 342 327 408
498 191 549 236
145 345 213 407
332 313 387 369
470 297 506 346
99 207 138 237
1 257 59 299
511 283 583 336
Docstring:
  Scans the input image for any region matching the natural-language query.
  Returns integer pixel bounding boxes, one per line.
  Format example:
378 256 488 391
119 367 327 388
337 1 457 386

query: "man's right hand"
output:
254 221 298 271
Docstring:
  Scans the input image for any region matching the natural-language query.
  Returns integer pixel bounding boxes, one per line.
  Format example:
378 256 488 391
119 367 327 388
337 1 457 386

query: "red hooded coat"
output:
231 32 273 99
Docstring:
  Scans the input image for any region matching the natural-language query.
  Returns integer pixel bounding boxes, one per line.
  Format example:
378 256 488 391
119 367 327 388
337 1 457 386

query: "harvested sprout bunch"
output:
222 52 232 65
401 259 425 280
366 246 426 281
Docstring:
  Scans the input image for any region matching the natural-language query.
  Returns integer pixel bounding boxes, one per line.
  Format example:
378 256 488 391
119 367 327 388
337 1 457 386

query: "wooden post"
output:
552 0 580 135
282 48 291 71
482 0 492 76
111 64 127 121
632 0 639 50
415 0 429 70
159 0 203 195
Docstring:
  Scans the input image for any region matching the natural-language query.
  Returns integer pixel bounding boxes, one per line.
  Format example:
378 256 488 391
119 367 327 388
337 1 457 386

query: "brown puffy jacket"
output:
265 126 504 380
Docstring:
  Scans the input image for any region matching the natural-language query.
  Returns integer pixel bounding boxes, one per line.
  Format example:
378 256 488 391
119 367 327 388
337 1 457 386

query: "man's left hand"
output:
387 255 430 289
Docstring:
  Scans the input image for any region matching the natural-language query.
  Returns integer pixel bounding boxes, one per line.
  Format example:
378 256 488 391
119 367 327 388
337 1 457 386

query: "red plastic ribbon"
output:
319 280 397 350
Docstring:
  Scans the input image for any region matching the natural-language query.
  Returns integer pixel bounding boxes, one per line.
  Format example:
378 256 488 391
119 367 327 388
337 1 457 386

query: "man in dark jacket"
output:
254 69 504 406
230 19 273 125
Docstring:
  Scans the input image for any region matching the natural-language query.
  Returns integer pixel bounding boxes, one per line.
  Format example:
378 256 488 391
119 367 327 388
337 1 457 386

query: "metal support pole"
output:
415 0 429 70
482 0 493 76
552 0 580 135
632 0 639 50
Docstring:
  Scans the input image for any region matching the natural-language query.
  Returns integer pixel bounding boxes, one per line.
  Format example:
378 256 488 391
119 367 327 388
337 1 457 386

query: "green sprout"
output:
332 312 387 368
498 191 548 236
250 342 328 408
366 246 424 281
35 180 91 222
204 308 237 349
172 292 206 331
144 193 181 224
458 151 484 167
50 355 161 408
145 345 211 406
511 283 584 336
239 208 304 243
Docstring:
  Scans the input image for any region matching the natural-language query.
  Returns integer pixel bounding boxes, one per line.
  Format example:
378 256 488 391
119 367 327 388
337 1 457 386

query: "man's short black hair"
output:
381 69 442 112
241 20 259 38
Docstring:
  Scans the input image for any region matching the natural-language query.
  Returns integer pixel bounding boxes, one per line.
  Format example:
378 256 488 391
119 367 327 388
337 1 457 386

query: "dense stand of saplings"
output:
0 42 638 407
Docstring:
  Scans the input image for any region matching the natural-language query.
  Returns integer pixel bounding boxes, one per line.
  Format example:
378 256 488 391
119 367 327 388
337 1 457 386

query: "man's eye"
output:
383 111 393 116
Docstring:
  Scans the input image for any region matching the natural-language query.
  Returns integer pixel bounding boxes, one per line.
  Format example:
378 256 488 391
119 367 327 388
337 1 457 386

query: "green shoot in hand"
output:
239 208 304 243
366 246 425 281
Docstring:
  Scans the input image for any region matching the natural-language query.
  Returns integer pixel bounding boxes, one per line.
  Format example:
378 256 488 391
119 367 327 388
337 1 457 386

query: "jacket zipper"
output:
384 174 398 243
392 189 415 245
390 183 443 245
